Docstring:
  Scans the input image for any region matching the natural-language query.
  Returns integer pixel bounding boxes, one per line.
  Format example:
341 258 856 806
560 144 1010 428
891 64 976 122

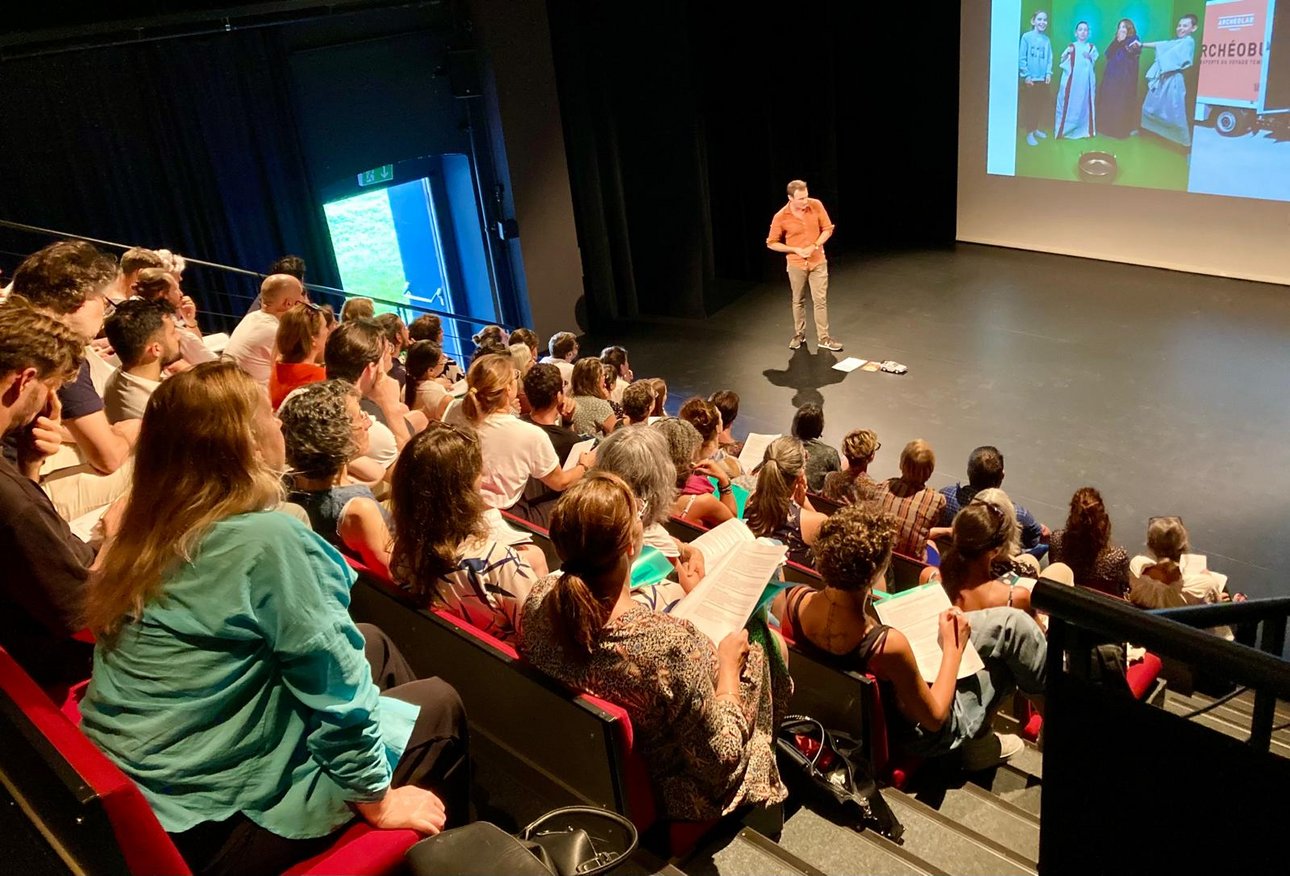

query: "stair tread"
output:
1160 694 1290 754
881 788 1037 875
920 784 1039 861
779 808 937 876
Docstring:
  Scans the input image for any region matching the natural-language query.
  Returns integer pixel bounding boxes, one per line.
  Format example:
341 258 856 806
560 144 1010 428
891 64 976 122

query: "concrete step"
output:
988 765 1043 816
880 787 1037 875
1160 691 1290 757
683 827 821 876
777 806 943 876
914 782 1040 863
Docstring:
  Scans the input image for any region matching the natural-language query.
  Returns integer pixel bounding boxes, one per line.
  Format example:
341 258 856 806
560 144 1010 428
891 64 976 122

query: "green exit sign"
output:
357 164 394 187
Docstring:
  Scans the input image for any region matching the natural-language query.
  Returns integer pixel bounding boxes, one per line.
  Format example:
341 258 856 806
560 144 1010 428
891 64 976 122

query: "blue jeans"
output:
905 607 1047 756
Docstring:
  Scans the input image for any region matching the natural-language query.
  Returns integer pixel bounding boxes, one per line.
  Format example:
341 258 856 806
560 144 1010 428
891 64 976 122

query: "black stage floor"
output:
589 243 1290 602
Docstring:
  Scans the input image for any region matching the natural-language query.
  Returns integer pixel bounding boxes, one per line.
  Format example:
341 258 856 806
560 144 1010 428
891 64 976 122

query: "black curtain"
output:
0 29 340 329
548 0 959 328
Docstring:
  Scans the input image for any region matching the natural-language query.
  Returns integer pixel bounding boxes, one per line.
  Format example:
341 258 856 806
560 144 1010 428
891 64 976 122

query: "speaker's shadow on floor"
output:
762 347 847 407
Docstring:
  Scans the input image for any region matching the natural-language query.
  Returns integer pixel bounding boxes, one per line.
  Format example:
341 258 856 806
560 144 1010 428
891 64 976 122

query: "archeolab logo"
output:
1217 14 1257 31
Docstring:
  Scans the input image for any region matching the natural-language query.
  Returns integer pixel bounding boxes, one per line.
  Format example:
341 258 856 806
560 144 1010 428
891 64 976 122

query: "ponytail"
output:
746 437 805 538
461 386 483 423
461 353 513 423
547 570 612 659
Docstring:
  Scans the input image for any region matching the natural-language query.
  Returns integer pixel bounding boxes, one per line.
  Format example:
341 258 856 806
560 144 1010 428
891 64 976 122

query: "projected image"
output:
988 0 1290 201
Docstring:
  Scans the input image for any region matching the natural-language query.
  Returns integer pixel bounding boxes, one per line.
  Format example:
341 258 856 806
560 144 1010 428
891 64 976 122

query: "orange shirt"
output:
767 198 834 270
269 361 326 410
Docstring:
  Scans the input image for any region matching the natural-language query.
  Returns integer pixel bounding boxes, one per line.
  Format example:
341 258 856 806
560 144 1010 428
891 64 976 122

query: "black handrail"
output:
1032 580 1290 700
1150 596 1290 628
0 218 509 330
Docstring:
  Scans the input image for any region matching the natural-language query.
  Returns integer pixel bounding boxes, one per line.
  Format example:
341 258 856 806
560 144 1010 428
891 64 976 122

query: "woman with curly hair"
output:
773 504 1047 771
822 428 881 505
1047 486 1129 596
279 380 392 578
390 423 544 641
680 396 741 478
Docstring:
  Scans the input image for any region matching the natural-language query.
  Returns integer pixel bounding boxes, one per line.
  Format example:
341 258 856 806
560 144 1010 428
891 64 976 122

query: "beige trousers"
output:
788 261 830 342
40 444 133 522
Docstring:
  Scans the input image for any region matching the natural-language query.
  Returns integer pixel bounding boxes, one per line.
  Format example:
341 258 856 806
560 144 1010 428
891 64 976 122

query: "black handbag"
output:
405 805 638 876
775 714 904 842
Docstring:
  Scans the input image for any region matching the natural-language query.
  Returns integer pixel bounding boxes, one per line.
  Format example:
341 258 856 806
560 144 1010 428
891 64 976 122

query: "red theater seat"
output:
0 648 421 875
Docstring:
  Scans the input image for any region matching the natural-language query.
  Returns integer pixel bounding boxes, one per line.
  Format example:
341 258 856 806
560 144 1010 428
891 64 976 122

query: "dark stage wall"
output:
549 0 962 326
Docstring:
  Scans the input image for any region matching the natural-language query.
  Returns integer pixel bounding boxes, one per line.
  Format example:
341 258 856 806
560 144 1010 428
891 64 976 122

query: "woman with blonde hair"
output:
456 353 594 515
745 436 827 566
569 356 618 436
391 423 544 641
1128 516 1231 616
519 473 789 820
268 303 328 409
79 361 469 875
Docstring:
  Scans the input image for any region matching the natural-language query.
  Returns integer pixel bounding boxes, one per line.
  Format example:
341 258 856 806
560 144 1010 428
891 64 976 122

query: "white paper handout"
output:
562 437 597 472
737 432 782 472
481 507 533 547
670 519 787 646
872 583 985 683
69 503 110 544
448 379 470 398
201 332 230 355
831 357 868 373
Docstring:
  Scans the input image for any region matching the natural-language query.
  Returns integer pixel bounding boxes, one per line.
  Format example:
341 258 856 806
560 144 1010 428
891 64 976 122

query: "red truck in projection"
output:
1195 0 1290 134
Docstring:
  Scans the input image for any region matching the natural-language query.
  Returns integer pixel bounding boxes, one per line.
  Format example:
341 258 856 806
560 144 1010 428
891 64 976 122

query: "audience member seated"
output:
745 436 827 566
102 300 181 423
390 424 543 641
80 361 469 876
516 363 583 525
243 254 309 313
680 396 740 478
404 340 454 421
648 378 668 417
621 380 655 426
601 345 632 403
268 302 328 409
12 241 139 517
409 313 464 382
280 380 393 579
539 331 578 390
938 446 1048 556
593 426 704 590
0 301 103 690
130 266 214 368
653 417 736 526
341 296 375 322
938 500 1039 617
459 354 593 517
1128 516 1231 618
569 357 619 437
519 473 789 820
375 313 410 387
509 328 540 376
873 439 946 562
223 273 305 387
773 505 1045 770
791 402 839 492
325 319 418 480
709 389 744 459
1048 486 1129 597
109 246 166 303
822 428 881 505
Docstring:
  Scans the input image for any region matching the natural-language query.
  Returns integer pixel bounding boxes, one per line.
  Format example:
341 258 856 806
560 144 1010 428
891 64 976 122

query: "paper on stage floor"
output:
832 357 868 373
670 519 787 646
737 433 781 471
562 437 597 471
873 583 984 683
481 507 533 547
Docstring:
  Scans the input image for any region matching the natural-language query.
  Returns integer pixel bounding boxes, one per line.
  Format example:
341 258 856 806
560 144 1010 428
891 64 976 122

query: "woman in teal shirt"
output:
80 361 469 876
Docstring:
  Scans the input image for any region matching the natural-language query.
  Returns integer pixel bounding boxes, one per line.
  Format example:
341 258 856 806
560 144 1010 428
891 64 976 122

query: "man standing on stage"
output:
766 180 842 352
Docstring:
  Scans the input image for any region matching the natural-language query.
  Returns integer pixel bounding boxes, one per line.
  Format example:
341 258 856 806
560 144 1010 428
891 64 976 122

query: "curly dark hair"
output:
390 424 489 600
813 505 897 593
12 240 117 315
678 396 721 444
1062 486 1112 575
278 380 361 479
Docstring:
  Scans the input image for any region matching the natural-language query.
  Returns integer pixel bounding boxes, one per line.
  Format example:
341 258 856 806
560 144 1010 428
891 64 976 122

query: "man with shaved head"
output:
223 274 305 387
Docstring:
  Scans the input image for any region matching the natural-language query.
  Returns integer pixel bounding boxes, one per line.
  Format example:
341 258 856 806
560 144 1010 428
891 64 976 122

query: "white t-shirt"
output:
538 356 575 393
414 380 449 418
103 368 160 424
223 310 279 386
475 412 559 509
359 417 400 471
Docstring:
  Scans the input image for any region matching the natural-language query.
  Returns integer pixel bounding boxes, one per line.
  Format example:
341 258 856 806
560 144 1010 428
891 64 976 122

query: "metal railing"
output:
0 219 510 357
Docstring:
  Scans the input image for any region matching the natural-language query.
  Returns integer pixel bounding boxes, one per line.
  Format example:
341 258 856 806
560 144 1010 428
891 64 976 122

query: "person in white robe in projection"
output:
1055 21 1099 139
1140 14 1198 147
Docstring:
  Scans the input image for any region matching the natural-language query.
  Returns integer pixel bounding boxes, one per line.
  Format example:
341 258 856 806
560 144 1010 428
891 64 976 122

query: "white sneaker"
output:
960 732 1024 771
1035 130 1048 139
1026 133 1039 147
